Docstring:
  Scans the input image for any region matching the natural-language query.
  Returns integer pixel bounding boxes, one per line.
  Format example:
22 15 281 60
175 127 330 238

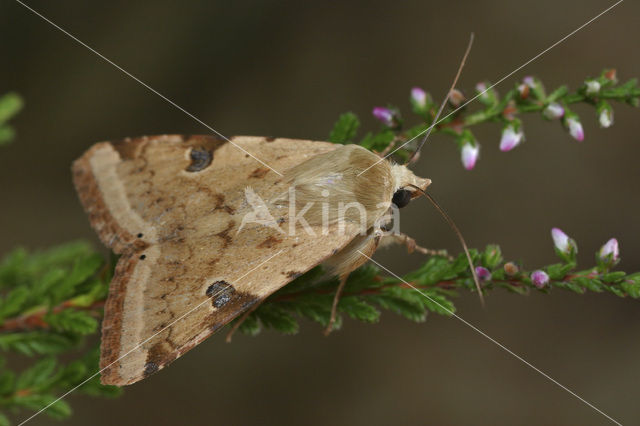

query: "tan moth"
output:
72 37 478 387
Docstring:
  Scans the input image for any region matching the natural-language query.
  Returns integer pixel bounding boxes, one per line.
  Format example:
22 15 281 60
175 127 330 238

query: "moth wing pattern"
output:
72 135 372 386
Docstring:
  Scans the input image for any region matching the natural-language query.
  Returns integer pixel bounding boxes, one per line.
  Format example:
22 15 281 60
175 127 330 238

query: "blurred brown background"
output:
1 0 639 425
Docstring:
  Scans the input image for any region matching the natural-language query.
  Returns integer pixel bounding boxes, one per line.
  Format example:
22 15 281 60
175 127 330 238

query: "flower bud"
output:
597 101 614 128
475 81 498 106
543 102 564 120
598 238 619 266
522 76 535 88
372 107 399 128
603 68 617 84
504 262 519 276
531 270 549 289
449 89 465 108
551 228 570 253
410 87 427 109
551 227 577 262
585 80 601 95
475 266 492 282
599 109 613 128
517 83 530 99
499 125 524 152
566 117 584 141
461 142 479 170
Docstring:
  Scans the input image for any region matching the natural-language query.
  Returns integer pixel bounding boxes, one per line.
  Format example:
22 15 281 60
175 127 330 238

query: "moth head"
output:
390 164 431 208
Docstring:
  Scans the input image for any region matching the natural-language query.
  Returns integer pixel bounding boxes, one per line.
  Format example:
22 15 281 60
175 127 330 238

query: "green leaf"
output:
602 271 626 283
0 332 79 356
256 305 299 334
0 93 23 124
329 112 360 144
50 254 103 304
546 263 574 280
573 277 603 293
621 277 640 298
0 287 30 320
0 370 15 395
16 357 57 390
44 309 98 335
14 394 71 420
547 85 568 103
359 129 394 151
237 313 261 336
419 289 456 316
0 125 15 146
368 292 427 322
555 281 585 294
339 297 380 323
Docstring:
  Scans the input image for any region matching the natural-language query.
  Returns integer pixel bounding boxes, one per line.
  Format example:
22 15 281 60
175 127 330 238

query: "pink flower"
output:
567 117 584 141
475 266 492 282
522 76 535 88
499 126 524 152
372 107 395 127
543 102 565 120
475 82 487 92
461 142 479 170
531 270 549 289
599 238 619 263
410 87 427 109
551 228 570 253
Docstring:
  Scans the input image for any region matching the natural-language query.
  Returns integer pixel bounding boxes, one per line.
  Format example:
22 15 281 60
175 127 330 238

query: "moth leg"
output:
225 299 265 343
380 232 453 260
323 273 350 337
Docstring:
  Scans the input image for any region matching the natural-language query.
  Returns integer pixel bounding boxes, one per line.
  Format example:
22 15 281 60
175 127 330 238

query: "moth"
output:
73 135 436 385
72 37 477 387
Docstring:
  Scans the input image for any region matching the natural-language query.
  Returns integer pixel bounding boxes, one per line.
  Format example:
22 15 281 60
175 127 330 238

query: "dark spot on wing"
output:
206 280 236 308
213 193 235 214
144 340 175 377
249 167 269 179
139 254 146 260
143 362 158 377
109 137 138 160
286 271 302 279
186 147 213 172
257 235 282 248
215 221 234 248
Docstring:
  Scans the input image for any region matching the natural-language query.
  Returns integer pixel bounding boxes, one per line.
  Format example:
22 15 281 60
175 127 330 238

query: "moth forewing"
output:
74 135 428 386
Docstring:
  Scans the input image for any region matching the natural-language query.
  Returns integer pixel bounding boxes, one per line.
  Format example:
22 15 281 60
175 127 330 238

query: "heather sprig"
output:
238 228 638 335
330 69 640 169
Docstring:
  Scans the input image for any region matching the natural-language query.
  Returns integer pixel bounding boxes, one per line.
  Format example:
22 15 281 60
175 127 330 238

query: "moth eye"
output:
391 189 412 209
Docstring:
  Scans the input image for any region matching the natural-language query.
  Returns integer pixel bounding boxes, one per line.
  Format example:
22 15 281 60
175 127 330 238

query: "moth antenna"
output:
406 33 475 164
407 184 485 305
